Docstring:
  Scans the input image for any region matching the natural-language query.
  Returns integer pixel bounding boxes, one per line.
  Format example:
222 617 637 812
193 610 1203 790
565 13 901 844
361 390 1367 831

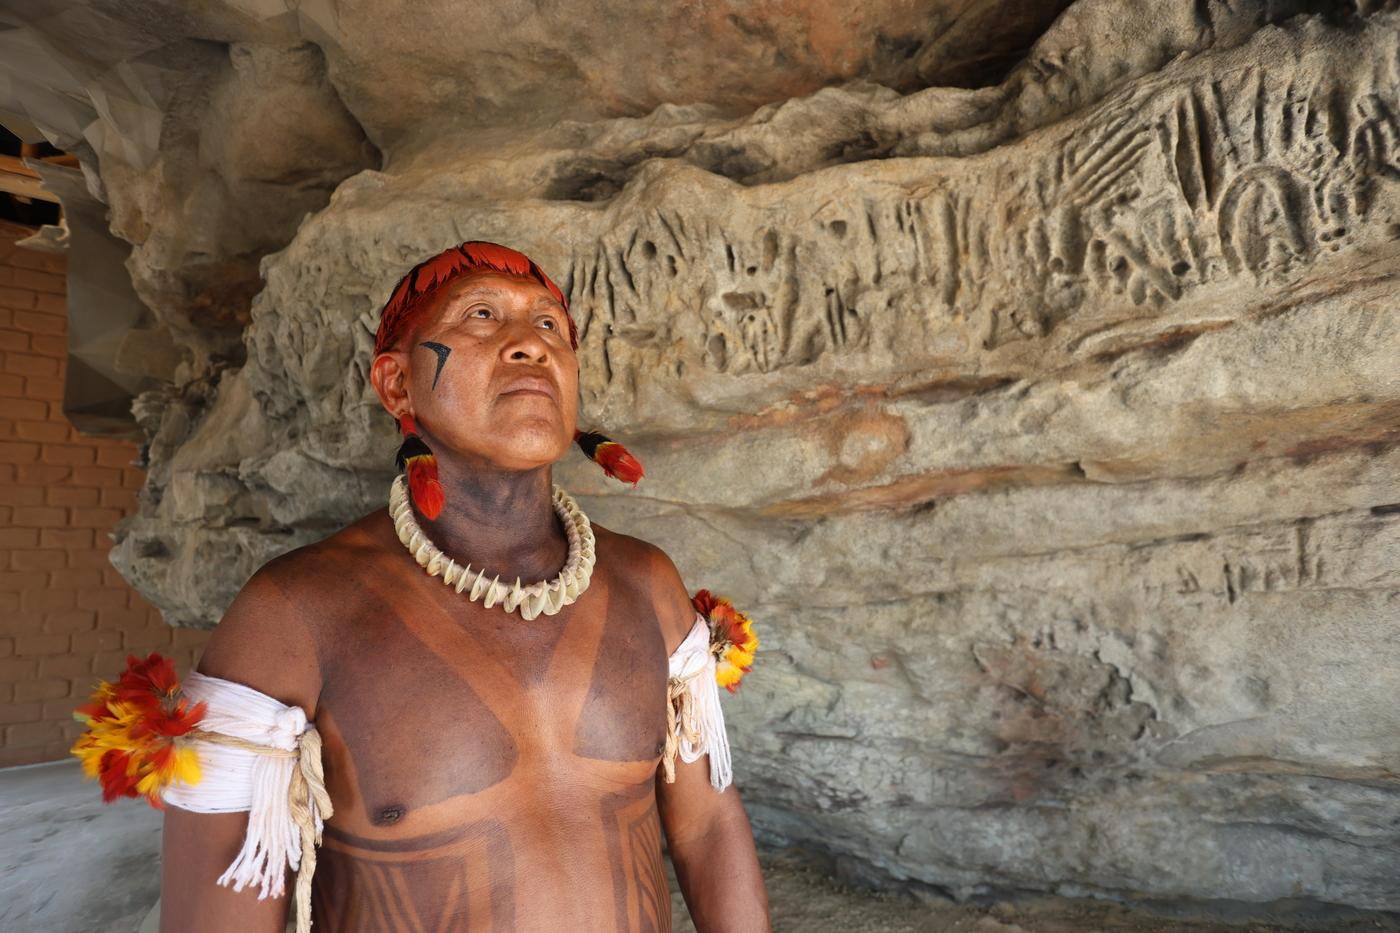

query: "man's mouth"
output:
498 374 558 402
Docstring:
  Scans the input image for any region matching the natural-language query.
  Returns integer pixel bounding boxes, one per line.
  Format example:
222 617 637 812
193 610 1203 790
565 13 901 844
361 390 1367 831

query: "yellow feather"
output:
715 662 743 687
171 746 202 786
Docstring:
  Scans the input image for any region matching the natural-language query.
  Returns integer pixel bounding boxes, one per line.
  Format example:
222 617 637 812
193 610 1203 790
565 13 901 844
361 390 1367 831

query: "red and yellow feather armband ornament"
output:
70 653 207 808
691 589 759 692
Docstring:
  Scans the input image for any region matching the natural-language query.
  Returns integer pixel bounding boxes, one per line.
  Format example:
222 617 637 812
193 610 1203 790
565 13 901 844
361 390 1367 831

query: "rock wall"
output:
4 0 1398 913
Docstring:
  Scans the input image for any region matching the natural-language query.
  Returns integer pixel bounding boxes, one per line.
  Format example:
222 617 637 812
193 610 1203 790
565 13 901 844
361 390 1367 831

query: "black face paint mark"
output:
420 341 451 390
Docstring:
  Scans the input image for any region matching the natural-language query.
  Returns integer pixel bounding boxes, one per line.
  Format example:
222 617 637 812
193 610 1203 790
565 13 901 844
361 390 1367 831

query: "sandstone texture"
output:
2 0 1397 915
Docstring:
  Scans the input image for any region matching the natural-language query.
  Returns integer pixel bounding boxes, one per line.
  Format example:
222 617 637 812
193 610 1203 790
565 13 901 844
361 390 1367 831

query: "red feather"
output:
155 699 207 738
692 589 719 619
594 440 644 485
98 750 137 802
116 653 178 704
406 455 445 519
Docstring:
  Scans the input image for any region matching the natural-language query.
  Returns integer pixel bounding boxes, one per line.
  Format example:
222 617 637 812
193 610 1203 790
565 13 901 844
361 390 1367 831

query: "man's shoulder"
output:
194 509 391 712
230 513 385 616
593 523 696 654
262 509 389 582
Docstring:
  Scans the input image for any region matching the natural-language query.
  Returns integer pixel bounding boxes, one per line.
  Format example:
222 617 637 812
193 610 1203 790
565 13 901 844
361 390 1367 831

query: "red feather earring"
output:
574 429 644 485
396 414 445 518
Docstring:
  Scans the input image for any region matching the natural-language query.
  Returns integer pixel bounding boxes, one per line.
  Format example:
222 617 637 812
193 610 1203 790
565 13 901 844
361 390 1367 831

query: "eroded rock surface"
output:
2 0 1397 915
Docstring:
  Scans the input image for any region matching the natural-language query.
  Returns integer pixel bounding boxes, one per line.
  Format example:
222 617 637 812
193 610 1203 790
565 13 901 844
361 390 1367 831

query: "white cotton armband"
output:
666 612 734 791
161 672 325 902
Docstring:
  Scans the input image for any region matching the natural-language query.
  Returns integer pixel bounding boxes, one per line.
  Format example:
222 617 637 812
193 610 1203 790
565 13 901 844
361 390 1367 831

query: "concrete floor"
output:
0 761 163 933
5 761 1397 933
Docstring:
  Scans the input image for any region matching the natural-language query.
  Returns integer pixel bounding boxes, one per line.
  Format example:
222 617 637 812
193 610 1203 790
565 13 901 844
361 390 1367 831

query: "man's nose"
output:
501 317 551 361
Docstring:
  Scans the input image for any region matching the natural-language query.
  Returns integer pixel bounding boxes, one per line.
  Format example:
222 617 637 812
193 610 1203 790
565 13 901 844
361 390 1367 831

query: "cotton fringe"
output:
663 612 734 791
162 672 332 933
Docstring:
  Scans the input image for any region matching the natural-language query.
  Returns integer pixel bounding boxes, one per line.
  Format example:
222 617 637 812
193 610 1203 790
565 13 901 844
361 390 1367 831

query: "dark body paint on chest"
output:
315 820 516 931
572 582 670 762
314 577 519 817
311 550 670 824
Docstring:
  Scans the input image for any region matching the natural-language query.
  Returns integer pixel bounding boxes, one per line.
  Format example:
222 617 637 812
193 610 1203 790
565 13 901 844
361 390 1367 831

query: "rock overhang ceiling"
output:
2 0 1399 915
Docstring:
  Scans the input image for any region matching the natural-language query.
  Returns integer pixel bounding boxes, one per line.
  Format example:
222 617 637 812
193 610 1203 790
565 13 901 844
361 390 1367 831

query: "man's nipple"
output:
372 804 408 826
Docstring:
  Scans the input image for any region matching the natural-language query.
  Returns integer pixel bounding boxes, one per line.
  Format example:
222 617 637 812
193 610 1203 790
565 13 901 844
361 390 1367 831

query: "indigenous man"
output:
158 242 771 931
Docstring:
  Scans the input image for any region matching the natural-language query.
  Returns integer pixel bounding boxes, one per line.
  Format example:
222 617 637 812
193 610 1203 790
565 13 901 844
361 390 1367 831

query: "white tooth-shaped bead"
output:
504 577 523 612
407 530 423 553
534 590 551 616
414 541 434 565
483 574 503 608
443 561 461 586
427 554 446 577
470 568 490 600
455 564 474 593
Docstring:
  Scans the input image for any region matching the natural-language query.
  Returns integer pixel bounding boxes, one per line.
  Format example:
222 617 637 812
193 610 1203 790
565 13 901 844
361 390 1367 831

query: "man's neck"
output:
412 456 568 585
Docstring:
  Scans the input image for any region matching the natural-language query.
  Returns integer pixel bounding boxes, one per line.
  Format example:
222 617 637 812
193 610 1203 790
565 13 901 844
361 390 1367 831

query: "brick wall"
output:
0 221 210 768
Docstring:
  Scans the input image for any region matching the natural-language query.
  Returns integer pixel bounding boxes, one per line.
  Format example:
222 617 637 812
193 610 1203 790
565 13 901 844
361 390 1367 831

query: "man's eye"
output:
468 306 492 319
540 318 557 330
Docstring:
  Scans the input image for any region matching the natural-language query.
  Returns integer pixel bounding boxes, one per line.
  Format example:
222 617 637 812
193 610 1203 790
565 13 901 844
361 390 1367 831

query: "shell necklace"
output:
388 474 596 621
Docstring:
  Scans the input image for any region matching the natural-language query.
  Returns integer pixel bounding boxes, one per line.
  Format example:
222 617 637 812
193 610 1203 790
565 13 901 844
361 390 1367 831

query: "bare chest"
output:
311 572 668 832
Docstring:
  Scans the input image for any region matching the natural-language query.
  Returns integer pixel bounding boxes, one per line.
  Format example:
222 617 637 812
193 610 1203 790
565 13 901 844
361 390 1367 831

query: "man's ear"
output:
370 351 411 420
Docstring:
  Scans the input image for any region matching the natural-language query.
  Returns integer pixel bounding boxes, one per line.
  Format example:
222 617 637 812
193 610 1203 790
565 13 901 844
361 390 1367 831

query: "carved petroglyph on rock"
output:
562 50 1392 397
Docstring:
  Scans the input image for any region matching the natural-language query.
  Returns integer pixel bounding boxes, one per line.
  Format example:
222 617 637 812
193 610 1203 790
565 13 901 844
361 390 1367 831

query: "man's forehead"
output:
440 270 563 306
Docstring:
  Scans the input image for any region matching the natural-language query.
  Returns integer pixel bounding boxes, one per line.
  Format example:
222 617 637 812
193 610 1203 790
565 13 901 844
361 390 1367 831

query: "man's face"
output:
377 270 579 475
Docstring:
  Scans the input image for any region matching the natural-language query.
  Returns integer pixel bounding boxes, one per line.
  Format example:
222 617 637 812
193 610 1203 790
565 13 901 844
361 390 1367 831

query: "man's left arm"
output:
649 546 771 932
657 747 771 932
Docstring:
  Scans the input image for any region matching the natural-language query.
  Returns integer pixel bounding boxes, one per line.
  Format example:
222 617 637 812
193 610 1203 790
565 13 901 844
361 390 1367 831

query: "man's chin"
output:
468 433 574 471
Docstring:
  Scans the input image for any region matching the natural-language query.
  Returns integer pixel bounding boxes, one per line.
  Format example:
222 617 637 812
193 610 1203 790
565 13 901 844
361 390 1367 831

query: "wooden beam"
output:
17 145 76 167
0 154 61 203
